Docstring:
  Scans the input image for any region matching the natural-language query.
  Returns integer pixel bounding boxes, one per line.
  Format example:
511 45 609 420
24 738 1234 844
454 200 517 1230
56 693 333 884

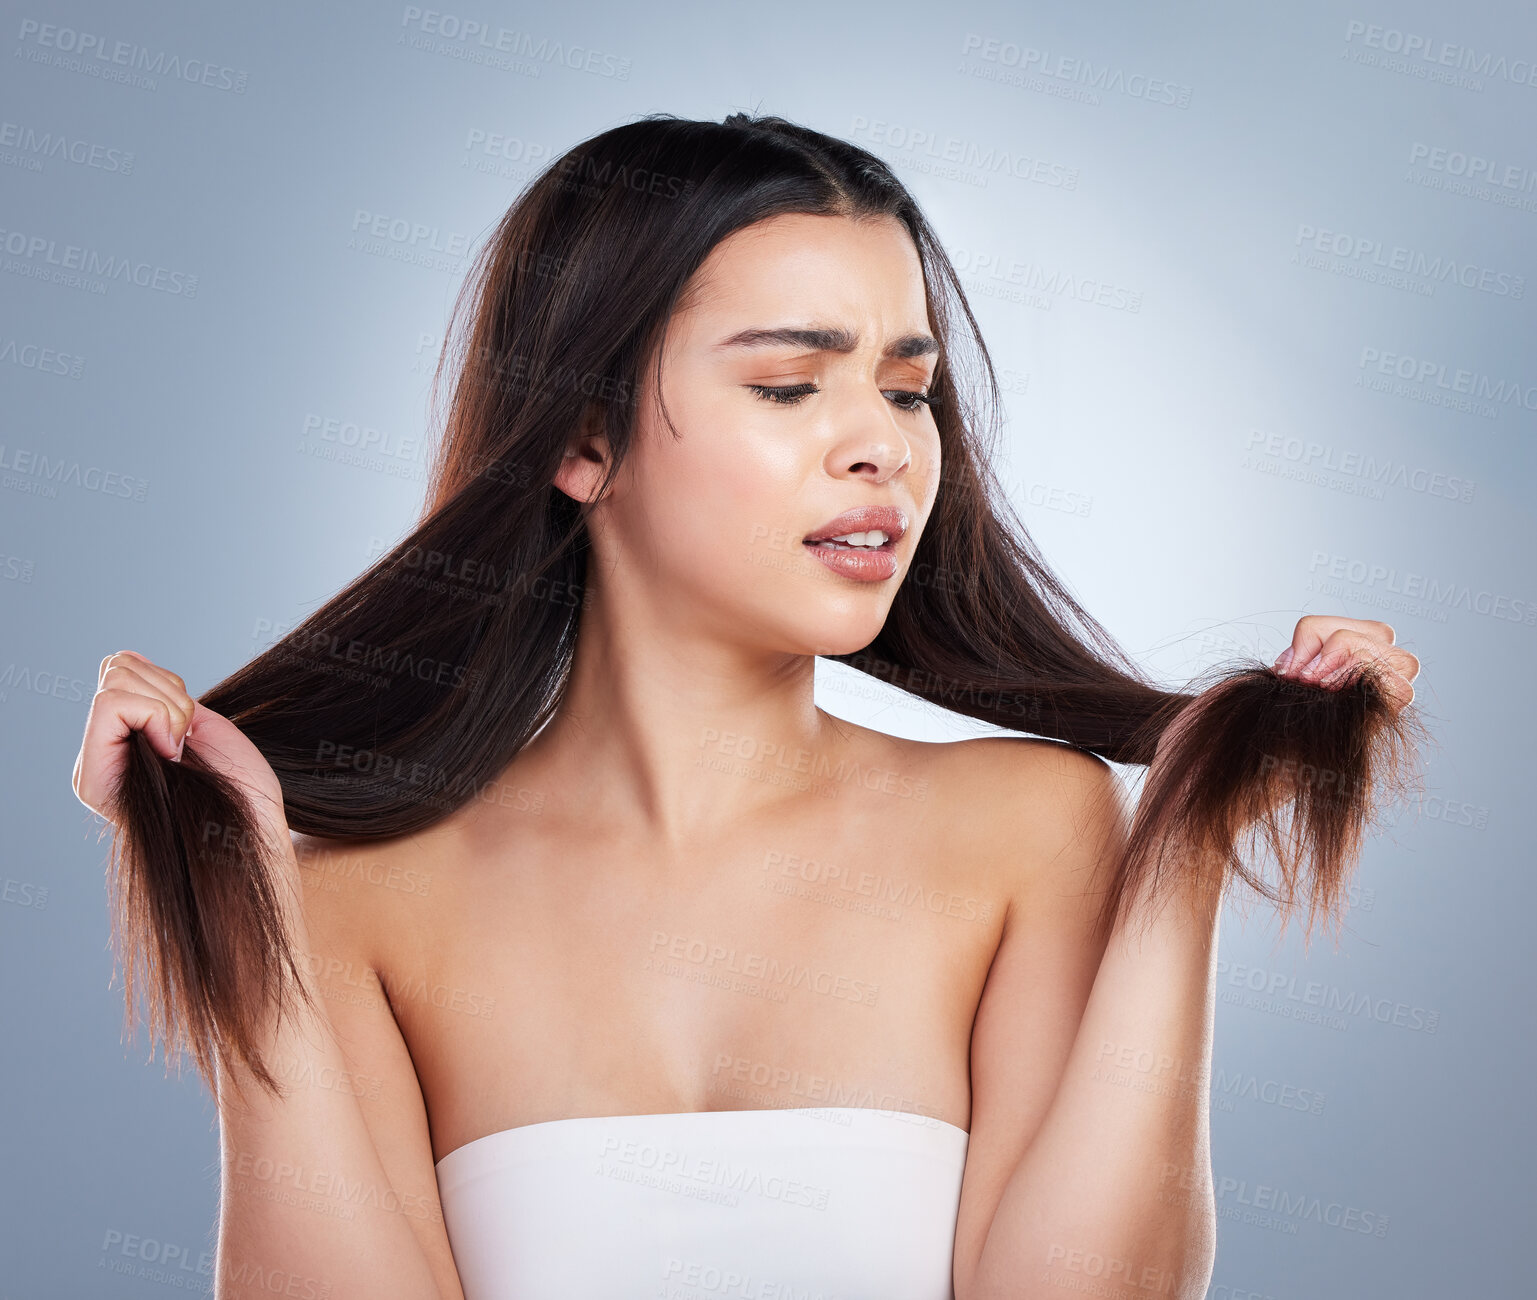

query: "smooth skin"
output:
74 213 1419 1300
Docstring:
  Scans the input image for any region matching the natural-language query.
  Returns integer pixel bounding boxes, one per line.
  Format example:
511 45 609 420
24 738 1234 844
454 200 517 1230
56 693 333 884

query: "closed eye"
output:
746 383 939 412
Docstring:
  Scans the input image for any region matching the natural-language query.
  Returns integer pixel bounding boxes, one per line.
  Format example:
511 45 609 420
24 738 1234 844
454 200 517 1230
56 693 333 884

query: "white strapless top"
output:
434 1105 970 1299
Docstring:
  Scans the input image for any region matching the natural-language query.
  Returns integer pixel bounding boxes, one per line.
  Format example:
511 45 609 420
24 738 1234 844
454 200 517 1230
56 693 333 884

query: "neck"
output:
525 581 834 845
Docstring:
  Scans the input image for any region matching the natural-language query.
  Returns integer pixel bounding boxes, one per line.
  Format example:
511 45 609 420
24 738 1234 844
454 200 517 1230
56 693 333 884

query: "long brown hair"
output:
102 111 1422 1098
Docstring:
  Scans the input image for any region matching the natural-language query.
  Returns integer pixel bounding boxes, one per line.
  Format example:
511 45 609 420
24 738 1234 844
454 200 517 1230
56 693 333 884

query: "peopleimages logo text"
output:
959 33 1193 107
1295 224 1523 297
0 227 197 296
1345 20 1537 87
1309 551 1534 626
1408 142 1537 192
15 19 249 91
398 7 632 79
1358 347 1537 411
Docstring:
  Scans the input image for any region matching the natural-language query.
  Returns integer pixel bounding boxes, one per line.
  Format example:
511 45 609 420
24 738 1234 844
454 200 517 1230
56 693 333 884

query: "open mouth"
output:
800 525 901 582
803 530 895 552
799 507 906 581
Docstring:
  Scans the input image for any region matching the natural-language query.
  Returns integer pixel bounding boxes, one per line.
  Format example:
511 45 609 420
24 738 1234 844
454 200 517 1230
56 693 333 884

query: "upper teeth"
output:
827 530 889 547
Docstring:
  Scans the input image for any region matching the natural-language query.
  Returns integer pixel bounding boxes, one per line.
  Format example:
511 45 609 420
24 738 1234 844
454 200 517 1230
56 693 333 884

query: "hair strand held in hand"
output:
105 730 317 1101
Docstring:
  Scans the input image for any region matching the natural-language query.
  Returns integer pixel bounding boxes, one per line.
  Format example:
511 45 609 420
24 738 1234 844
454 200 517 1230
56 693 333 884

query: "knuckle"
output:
98 689 130 715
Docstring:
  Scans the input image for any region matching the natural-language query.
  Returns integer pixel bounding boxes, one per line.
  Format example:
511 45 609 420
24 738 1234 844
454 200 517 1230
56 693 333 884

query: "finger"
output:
100 663 193 748
75 689 183 815
1304 628 1393 683
1339 654 1416 710
1345 644 1419 685
99 648 161 688
105 650 194 708
183 699 218 750
1376 669 1416 711
112 654 196 734
1276 615 1331 676
1312 633 1416 690
1278 615 1395 676
1393 647 1421 683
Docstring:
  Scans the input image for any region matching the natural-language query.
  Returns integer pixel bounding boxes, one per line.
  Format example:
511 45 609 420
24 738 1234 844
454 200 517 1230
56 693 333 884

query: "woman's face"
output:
563 211 943 658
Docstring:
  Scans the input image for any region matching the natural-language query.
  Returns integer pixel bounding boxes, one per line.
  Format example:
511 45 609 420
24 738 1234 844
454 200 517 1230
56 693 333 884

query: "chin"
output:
787 610 891 659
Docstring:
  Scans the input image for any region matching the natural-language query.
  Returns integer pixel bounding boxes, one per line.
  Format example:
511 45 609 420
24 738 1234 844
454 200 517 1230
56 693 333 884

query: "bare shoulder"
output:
818 714 1127 858
923 731 1112 782
915 734 1131 915
908 732 1127 829
287 825 444 974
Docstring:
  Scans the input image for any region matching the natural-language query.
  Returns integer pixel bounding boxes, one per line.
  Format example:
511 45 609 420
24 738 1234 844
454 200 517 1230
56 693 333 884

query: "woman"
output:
72 113 1421 1299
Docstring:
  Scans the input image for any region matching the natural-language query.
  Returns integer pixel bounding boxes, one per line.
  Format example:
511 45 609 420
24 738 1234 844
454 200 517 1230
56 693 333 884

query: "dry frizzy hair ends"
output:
101 112 1426 1099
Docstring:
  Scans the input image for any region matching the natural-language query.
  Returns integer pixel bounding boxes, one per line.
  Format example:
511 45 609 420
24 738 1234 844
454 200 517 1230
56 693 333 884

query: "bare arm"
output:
213 835 466 1300
953 740 1219 1300
70 657 461 1296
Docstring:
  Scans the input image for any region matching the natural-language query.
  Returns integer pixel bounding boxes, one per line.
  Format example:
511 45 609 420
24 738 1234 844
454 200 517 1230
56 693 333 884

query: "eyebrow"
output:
714 325 940 360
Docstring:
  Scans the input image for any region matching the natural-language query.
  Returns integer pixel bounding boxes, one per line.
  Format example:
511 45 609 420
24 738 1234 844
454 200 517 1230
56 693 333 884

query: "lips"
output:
800 505 908 583
801 506 909 547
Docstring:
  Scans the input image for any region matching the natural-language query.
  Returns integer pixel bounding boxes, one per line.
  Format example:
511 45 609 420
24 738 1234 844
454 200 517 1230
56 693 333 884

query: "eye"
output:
747 383 818 405
746 383 940 412
884 389 939 413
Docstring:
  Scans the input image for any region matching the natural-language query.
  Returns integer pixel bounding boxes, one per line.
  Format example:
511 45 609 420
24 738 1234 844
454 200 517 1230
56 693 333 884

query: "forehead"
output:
676 212 931 334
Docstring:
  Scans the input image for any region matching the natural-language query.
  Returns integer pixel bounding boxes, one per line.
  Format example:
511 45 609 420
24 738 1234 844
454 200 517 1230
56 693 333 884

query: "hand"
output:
1272 615 1419 712
73 650 290 849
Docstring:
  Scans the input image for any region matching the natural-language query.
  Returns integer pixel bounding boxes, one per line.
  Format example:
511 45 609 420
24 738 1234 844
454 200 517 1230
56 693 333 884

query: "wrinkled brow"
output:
715 325 940 360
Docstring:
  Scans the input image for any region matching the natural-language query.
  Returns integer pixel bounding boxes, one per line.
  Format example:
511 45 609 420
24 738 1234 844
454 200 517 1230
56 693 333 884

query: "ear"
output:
551 403 614 504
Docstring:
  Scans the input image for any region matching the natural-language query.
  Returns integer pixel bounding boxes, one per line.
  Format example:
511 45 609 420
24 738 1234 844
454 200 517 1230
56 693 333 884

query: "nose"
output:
841 443 910 483
826 390 913 485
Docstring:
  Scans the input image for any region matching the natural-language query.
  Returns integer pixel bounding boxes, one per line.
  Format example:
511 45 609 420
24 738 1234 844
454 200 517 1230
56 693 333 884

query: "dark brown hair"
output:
101 111 1423 1098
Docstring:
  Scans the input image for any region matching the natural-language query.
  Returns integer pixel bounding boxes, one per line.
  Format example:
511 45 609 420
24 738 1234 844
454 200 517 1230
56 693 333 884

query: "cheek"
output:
907 432 943 510
631 403 806 568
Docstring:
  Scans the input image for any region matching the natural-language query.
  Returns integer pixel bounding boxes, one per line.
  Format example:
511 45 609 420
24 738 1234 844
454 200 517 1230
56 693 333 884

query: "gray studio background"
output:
3 0 1533 1295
